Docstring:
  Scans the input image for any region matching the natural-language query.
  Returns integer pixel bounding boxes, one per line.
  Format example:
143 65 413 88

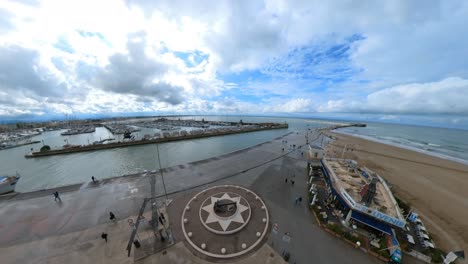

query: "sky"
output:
1 0 468 124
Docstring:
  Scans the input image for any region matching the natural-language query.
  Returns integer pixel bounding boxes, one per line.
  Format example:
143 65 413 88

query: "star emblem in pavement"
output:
201 193 249 231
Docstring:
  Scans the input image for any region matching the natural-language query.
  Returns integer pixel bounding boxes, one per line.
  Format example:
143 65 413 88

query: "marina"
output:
26 122 288 158
0 140 41 150
60 126 96 135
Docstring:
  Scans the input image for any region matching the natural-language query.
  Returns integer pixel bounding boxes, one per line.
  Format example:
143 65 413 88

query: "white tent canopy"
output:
418 232 430 240
424 241 435 248
417 224 427 232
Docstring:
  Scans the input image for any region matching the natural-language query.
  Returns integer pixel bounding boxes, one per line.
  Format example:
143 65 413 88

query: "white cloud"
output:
320 77 468 114
1 0 468 118
264 98 314 113
0 45 68 98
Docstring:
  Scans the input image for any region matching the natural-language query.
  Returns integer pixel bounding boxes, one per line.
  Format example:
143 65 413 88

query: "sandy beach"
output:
326 131 468 256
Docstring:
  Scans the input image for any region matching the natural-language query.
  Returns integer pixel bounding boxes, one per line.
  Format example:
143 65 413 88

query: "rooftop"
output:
324 158 401 218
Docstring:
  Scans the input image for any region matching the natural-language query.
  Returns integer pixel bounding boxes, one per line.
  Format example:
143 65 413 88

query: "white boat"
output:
0 174 20 194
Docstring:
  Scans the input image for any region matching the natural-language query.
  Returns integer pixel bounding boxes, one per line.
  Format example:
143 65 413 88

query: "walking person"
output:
101 232 108 243
53 191 61 202
291 180 295 186
285 178 288 183
109 212 116 221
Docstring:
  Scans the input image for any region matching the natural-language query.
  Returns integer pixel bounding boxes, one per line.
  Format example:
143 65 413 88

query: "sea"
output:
1 115 467 192
335 122 468 165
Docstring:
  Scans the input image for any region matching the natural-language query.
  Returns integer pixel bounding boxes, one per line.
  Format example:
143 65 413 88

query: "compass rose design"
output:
182 185 270 258
201 192 250 232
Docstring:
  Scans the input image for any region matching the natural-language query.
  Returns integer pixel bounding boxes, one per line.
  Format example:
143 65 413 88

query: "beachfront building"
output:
321 158 406 235
308 143 325 160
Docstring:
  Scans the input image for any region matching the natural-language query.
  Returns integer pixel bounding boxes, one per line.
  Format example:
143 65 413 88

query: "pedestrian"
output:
291 180 295 186
282 148 284 152
285 178 288 183
101 232 108 243
298 196 303 204
53 191 61 202
91 176 96 183
109 212 116 221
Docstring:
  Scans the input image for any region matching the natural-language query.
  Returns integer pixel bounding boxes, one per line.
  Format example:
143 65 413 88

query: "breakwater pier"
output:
25 123 288 158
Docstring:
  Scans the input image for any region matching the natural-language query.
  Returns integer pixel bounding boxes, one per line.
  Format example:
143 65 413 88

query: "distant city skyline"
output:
1 0 468 121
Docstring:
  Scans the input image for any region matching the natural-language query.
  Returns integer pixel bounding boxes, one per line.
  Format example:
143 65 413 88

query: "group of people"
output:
101 211 117 243
285 178 295 185
51 183 119 244
51 176 173 246
52 176 99 203
285 173 296 186
285 175 304 205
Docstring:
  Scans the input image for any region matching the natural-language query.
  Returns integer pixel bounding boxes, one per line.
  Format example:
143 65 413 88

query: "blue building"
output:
320 158 406 235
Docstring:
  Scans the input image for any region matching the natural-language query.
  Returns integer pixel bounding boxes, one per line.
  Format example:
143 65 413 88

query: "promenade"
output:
0 130 381 264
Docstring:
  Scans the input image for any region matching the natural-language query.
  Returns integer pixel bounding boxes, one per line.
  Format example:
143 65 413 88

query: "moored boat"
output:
0 174 20 194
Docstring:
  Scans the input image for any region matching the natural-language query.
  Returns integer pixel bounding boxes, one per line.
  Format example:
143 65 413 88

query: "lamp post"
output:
156 144 168 203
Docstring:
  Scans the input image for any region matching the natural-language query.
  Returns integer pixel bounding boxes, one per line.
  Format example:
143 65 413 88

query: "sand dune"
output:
326 131 468 258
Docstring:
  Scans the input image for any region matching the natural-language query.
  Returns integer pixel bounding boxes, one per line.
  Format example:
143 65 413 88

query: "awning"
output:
351 211 392 235
424 241 435 248
418 232 430 240
407 234 415 244
417 224 427 232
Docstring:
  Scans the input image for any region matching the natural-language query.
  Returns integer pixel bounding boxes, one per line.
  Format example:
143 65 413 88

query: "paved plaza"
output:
0 130 385 263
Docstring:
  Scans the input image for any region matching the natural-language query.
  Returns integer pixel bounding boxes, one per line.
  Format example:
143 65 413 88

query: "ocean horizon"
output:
334 121 468 166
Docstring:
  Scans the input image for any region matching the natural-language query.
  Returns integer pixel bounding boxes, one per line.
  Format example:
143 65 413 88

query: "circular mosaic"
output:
181 185 269 259
199 192 251 235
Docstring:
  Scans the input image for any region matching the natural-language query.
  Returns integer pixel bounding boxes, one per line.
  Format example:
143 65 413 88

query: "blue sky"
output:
1 0 468 127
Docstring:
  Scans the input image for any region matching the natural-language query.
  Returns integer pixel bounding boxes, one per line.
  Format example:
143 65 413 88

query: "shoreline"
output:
333 129 468 166
326 130 468 256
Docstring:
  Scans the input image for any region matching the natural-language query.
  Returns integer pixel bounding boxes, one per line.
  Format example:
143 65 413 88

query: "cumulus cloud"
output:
366 77 468 113
0 9 15 35
2 0 468 119
320 77 468 114
265 98 314 113
0 45 67 99
95 34 184 105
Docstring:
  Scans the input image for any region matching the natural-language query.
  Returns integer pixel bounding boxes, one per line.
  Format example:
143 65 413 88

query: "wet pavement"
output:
0 130 383 263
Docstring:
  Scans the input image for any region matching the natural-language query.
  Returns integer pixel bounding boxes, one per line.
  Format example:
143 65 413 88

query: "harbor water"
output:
0 116 331 192
2 115 467 193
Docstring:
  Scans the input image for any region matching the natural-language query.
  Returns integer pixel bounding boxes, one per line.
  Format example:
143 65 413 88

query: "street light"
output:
156 144 168 203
